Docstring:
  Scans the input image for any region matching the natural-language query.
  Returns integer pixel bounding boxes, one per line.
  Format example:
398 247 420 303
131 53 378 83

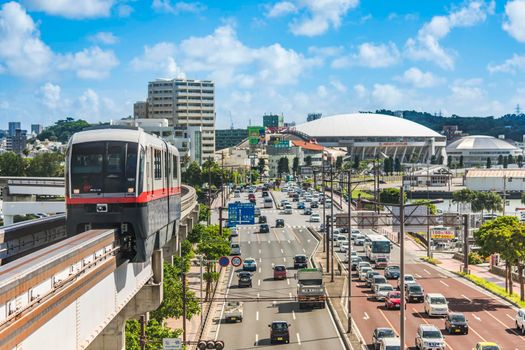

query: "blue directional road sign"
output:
228 201 255 227
218 256 230 267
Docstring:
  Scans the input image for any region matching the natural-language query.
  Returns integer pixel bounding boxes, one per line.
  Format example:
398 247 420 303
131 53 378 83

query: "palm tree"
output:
452 189 474 213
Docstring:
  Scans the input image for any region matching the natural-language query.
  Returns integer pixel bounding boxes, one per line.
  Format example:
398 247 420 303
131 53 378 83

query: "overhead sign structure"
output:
163 338 182 350
228 201 255 227
231 256 242 267
218 256 230 267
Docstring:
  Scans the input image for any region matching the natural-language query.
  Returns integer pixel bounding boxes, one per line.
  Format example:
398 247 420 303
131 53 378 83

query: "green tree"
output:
335 156 343 169
187 223 205 244
438 155 444 165
508 154 514 164
458 155 464 168
292 157 299 175
486 157 492 169
0 152 26 176
26 152 64 177
452 188 474 213
379 188 406 204
305 156 312 166
37 118 90 143
199 203 210 223
257 158 266 174
182 161 202 187
503 156 508 169
277 157 289 177
498 154 503 165
353 155 360 170
412 199 437 215
518 155 524 168
521 192 525 206
126 319 182 350
447 155 453 168
394 158 401 172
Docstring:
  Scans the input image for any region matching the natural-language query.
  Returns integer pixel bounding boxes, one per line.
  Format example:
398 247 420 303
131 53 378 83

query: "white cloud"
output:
89 31 118 45
78 89 100 117
449 78 484 101
398 67 444 88
58 46 119 79
267 1 297 17
317 85 328 97
330 78 347 93
332 42 400 69
353 84 368 99
22 0 115 19
405 0 494 70
371 84 403 108
267 0 359 36
152 0 206 14
40 83 61 109
503 0 525 42
131 42 185 78
0 2 53 78
488 54 525 74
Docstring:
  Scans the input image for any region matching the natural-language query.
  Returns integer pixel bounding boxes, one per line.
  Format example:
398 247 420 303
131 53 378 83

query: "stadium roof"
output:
446 135 519 151
294 113 442 138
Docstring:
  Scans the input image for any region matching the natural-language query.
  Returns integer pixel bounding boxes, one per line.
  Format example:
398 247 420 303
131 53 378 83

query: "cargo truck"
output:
296 268 325 309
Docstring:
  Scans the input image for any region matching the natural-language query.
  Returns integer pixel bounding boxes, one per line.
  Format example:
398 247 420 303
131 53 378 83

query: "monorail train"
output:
65 126 181 262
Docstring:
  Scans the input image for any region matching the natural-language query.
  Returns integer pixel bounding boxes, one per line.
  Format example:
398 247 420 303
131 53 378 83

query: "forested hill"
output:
375 109 525 142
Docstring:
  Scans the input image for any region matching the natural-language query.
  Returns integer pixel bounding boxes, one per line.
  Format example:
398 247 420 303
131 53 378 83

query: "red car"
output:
248 194 256 203
273 265 287 280
384 291 401 309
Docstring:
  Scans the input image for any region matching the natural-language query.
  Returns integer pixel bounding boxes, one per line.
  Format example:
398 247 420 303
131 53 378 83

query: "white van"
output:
284 204 293 214
230 243 241 256
379 337 400 350
264 198 273 208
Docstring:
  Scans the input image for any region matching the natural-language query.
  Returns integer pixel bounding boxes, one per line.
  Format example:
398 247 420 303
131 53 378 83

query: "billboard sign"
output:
430 226 455 240
248 126 265 145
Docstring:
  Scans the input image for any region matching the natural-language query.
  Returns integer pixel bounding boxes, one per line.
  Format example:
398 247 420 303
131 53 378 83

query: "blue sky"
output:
1 0 525 130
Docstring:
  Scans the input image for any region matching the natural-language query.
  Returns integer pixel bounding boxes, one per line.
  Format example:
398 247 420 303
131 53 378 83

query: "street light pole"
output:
347 170 352 333
399 185 406 350
330 164 334 282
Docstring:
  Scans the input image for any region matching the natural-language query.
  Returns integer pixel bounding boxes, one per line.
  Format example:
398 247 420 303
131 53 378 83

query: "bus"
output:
365 234 391 262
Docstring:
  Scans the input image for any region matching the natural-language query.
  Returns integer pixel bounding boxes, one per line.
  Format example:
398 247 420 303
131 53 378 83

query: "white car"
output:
284 205 293 214
397 274 416 289
230 243 241 255
516 308 525 333
310 213 320 222
374 283 394 301
357 261 372 273
335 235 347 247
339 240 349 253
359 266 373 281
415 324 445 350
424 293 449 317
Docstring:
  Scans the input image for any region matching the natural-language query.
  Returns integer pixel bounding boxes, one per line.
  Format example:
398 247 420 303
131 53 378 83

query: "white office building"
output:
147 78 215 159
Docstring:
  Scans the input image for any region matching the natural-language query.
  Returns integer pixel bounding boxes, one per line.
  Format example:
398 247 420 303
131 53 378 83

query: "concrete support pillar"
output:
3 215 14 226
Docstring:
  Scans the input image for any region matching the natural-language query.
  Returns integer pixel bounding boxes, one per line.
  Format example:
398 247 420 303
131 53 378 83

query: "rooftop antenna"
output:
229 111 233 129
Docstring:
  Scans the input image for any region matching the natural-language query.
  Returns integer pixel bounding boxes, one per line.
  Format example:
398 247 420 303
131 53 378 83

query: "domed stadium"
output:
446 135 523 167
294 113 446 163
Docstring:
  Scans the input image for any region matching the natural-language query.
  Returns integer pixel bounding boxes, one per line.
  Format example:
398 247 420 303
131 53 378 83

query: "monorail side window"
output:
154 150 162 179
172 155 178 180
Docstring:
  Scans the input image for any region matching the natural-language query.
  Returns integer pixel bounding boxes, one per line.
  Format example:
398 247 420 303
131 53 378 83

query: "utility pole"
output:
503 175 507 216
219 207 223 237
347 170 352 333
399 185 406 350
426 206 431 258
463 213 469 274
182 270 187 345
330 165 335 282
221 153 225 208
139 314 146 350
207 161 212 225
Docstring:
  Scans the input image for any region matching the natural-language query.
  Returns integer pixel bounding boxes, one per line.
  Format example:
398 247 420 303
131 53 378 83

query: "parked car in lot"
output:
515 308 525 333
293 254 308 269
384 265 400 279
243 258 257 271
424 293 449 317
273 264 287 280
405 284 425 303
275 218 285 228
415 324 445 350
384 291 401 309
374 283 394 301
372 327 396 350
445 312 469 335
237 272 253 287
269 321 290 344
259 224 270 233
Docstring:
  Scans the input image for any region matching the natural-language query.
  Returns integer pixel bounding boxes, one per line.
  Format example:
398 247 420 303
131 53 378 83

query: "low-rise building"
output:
465 169 525 192
267 140 303 177
291 140 324 167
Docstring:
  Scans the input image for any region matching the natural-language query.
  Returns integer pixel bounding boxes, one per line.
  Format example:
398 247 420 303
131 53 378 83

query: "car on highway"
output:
297 202 305 209
415 324 445 350
359 266 373 281
237 272 253 287
310 201 319 208
340 241 349 253
254 207 261 216
243 258 257 272
293 254 308 269
248 193 256 203
273 264 287 280
384 265 400 279
357 261 372 272
234 190 240 198
515 308 525 333
374 257 388 269
230 243 241 255
372 327 397 350
354 234 365 246
473 342 501 350
275 218 285 228
264 198 273 208
259 224 270 233
445 312 469 335
269 321 290 344
378 337 401 350
384 291 401 309
405 284 425 303
259 215 267 223
284 204 293 214
304 208 313 216
230 227 239 238
351 256 362 270
370 275 388 292
310 213 320 222
292 194 299 202
374 283 394 301
335 235 347 246
424 293 449 317
397 274 416 289
366 270 381 287
262 190 269 197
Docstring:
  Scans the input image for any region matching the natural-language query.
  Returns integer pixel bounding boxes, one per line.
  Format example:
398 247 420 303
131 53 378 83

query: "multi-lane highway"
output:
211 189 345 349
335 229 524 350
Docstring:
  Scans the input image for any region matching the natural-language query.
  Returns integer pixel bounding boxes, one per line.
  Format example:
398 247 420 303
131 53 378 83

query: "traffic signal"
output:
196 340 224 350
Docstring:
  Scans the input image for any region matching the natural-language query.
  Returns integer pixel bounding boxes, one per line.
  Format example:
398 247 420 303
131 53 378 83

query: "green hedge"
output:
420 256 442 265
457 272 525 308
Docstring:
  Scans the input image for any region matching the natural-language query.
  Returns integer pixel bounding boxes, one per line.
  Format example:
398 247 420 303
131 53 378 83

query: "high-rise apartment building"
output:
31 124 43 135
215 128 248 150
147 78 215 159
6 129 27 155
133 101 148 119
8 122 21 137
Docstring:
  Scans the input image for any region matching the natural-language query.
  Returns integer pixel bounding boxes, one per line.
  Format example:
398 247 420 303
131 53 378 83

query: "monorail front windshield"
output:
70 141 138 194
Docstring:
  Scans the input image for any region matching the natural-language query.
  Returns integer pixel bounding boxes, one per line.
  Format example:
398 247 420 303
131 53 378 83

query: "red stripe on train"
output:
66 186 181 204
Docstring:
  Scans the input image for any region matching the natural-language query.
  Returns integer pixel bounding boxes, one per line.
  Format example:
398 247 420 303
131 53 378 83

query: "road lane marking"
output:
296 333 301 345
462 294 472 302
259 267 262 272
256 311 259 321
506 314 515 322
363 312 370 320
257 292 260 298
258 279 261 286
281 248 284 254
268 240 271 244
292 310 296 320
288 239 291 244
440 281 449 287
283 257 287 262
259 249 261 254
302 248 306 253
289 292 293 300
473 314 481 321
287 278 290 285
483 310 525 340
378 308 399 335
248 241 251 245
255 334 258 346
273 229 281 243
468 324 486 342
415 273 422 278
424 269 431 275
